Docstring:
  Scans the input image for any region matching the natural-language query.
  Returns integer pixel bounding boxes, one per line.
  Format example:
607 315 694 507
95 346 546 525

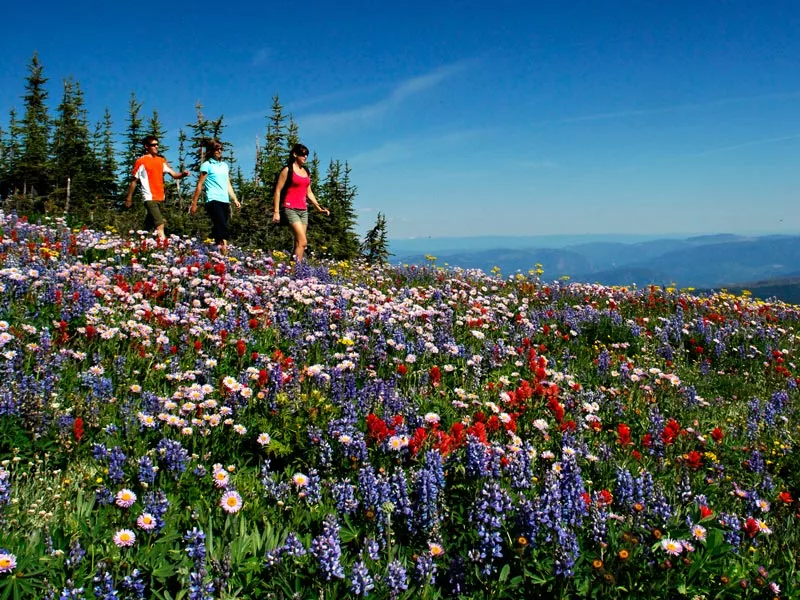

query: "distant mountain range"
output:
390 233 800 304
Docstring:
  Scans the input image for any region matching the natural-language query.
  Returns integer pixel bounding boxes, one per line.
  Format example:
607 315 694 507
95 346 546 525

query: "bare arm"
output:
272 167 288 222
227 180 241 209
165 162 190 179
189 172 208 214
124 179 138 207
307 187 330 216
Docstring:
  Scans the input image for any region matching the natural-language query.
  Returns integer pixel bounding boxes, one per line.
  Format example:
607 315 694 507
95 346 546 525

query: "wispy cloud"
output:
225 61 475 129
532 91 800 127
348 127 492 167
689 133 800 157
300 60 478 133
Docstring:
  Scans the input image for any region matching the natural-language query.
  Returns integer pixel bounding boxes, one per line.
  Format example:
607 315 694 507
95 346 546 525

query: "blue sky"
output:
1 0 798 238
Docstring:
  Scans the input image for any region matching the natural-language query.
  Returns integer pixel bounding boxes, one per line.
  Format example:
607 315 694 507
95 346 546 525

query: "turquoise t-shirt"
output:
199 159 230 203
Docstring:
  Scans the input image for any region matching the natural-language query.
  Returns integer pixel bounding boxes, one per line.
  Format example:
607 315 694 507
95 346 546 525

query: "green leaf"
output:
499 563 510 583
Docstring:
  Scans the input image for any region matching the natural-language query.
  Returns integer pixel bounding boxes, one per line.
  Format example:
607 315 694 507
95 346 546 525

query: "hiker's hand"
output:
272 212 280 223
189 203 197 214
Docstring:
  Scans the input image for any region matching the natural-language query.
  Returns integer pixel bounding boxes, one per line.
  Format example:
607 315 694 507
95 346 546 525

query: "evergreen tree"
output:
286 116 299 148
313 159 360 259
15 53 51 197
235 97 291 251
49 77 98 216
92 108 119 203
1 110 22 197
186 102 226 171
361 212 392 264
121 92 143 187
147 110 168 155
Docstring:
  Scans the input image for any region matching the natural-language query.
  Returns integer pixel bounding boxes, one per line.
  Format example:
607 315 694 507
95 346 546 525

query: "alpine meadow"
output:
0 55 799 600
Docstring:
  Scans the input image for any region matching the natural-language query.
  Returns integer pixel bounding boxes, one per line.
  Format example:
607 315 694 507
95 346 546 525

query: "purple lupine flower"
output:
95 487 115 506
142 490 170 532
349 561 375 597
137 456 157 485
414 552 437 585
310 515 345 581
65 539 86 569
596 349 611 374
746 397 762 440
747 449 765 474
505 446 533 489
471 480 513 575
615 467 634 509
91 562 118 600
385 560 408 599
389 468 413 524
301 469 322 505
647 406 666 458
364 538 380 561
58 580 85 599
589 502 609 545
554 523 580 577
0 468 10 509
283 533 307 557
184 528 207 565
156 438 189 478
261 462 290 503
119 568 146 600
411 450 445 534
332 481 360 515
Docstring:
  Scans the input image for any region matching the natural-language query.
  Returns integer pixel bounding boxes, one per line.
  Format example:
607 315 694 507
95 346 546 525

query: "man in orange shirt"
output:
125 135 190 240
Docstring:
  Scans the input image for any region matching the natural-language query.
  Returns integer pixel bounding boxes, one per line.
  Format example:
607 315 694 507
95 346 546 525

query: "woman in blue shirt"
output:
190 139 241 253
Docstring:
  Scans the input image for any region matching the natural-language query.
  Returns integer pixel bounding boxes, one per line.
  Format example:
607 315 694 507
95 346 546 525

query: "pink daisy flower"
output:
113 529 136 547
220 490 243 514
115 488 137 508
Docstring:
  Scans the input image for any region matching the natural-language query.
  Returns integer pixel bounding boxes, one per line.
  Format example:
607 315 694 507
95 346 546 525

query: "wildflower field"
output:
0 211 799 600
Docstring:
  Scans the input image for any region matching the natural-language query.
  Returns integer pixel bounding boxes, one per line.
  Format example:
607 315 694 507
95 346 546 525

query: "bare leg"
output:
290 222 308 261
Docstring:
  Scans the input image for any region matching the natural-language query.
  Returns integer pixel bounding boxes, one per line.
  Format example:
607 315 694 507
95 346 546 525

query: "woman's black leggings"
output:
205 201 231 243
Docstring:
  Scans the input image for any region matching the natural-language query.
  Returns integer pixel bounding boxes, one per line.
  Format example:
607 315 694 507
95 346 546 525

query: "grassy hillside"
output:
0 213 798 599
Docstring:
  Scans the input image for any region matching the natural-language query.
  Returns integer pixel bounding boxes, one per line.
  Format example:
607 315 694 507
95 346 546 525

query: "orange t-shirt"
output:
132 155 169 201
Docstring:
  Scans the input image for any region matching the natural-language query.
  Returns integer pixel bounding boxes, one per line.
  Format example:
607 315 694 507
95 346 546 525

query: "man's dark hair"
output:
142 135 158 148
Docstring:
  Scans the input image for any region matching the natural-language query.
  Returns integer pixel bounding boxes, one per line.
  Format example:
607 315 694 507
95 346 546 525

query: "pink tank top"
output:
283 168 310 210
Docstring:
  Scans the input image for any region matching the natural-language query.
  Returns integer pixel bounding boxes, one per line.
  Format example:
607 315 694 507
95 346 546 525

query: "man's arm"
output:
124 179 138 208
165 162 190 180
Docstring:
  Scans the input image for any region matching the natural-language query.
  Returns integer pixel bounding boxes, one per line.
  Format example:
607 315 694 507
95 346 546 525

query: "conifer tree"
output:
49 77 98 216
121 92 143 186
147 110 168 154
1 110 22 198
235 97 291 251
186 102 226 171
313 159 360 259
94 108 119 201
361 212 392 264
16 53 51 197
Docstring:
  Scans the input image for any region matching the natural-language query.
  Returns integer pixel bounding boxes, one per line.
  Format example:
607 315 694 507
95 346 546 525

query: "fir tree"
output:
93 108 119 203
121 92 143 187
235 97 291 251
1 110 22 197
147 110 168 155
49 77 98 216
313 159 360 259
15 53 51 197
361 212 392 264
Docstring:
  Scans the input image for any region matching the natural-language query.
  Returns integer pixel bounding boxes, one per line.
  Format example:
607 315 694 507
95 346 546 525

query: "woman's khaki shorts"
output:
284 208 308 226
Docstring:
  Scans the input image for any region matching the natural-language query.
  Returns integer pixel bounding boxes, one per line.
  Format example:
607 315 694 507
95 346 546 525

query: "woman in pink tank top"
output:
272 143 330 262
